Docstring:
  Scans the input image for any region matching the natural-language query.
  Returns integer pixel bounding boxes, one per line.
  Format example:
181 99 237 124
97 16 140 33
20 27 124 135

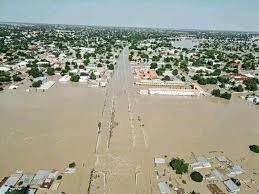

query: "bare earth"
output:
0 49 259 194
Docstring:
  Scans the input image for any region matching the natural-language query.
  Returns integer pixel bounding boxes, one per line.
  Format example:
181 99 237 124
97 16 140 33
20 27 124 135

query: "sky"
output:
0 0 259 31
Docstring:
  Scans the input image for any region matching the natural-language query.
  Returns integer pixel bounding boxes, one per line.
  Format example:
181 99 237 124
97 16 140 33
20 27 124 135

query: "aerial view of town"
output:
0 1 259 194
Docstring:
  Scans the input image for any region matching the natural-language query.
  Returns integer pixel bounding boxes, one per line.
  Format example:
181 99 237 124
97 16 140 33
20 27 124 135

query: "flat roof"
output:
223 179 240 193
158 182 170 194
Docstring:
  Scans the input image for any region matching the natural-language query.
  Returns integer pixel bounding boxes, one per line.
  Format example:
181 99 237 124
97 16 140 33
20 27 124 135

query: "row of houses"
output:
0 169 61 194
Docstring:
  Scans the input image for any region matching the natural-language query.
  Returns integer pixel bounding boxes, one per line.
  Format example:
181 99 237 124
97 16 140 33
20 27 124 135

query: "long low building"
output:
146 88 206 96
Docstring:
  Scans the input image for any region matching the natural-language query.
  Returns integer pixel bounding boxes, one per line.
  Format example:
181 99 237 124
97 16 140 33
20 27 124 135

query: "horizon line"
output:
1 20 259 34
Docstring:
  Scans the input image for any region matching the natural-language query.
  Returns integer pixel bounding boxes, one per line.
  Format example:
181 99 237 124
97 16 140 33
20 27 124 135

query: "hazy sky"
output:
0 0 259 31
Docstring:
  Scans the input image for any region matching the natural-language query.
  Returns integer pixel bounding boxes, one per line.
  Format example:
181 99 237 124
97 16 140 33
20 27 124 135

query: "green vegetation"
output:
0 71 11 82
169 158 189 174
211 89 232 100
90 72 96 80
249 145 259 153
47 67 55 76
172 69 178 76
28 67 42 78
243 78 258 91
12 74 22 82
108 64 114 70
231 84 244 92
70 74 80 82
69 162 76 168
150 63 157 69
162 75 170 81
32 80 42 88
57 175 63 180
189 191 200 194
190 171 203 182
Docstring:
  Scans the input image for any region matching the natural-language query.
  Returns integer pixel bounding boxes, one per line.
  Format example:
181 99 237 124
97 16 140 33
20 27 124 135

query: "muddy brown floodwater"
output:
0 48 259 194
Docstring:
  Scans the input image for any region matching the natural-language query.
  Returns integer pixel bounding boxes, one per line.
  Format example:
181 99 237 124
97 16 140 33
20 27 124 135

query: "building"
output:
59 75 70 82
158 182 170 194
227 165 244 177
188 66 213 73
223 179 240 193
3 172 22 187
191 156 212 170
30 170 51 188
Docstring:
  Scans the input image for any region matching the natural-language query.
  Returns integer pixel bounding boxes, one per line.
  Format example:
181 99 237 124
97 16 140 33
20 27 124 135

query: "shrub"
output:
70 74 80 82
190 171 203 182
47 67 55 76
150 63 157 69
162 75 170 81
249 145 259 153
69 162 76 168
32 80 42 88
90 72 96 80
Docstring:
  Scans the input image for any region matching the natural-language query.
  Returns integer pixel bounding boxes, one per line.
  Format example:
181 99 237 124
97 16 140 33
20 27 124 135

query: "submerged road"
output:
87 48 153 194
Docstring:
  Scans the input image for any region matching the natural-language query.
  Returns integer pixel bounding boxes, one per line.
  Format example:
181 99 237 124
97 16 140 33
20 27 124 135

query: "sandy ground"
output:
0 49 259 194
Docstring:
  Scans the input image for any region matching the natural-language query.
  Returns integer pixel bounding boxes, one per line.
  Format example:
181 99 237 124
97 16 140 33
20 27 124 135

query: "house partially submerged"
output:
158 182 170 194
191 156 212 170
223 179 240 193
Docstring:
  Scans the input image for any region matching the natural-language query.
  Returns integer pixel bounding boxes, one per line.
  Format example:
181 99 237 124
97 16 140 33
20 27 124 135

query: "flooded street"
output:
0 49 259 194
90 48 153 194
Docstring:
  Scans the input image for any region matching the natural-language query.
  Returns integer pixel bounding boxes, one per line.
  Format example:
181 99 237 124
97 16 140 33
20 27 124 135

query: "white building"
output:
188 66 214 73
224 179 240 193
191 156 212 170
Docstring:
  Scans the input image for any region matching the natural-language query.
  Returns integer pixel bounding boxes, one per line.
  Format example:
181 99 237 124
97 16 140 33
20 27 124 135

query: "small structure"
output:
40 170 58 189
207 184 225 194
174 187 185 194
154 158 166 165
3 173 22 187
17 174 34 187
216 156 228 163
191 156 211 170
0 185 10 194
139 89 149 95
33 76 47 83
8 85 18 90
79 76 88 83
223 179 240 193
227 165 244 177
211 169 225 181
59 75 70 82
37 81 55 90
158 182 170 194
30 170 51 188
0 66 11 72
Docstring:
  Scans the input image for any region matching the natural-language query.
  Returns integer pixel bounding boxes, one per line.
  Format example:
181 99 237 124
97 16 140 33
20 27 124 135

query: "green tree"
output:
32 80 42 88
211 89 221 97
70 74 80 82
243 78 258 91
249 145 259 153
172 69 178 76
47 67 55 76
108 64 114 70
150 63 157 69
190 171 203 182
90 72 96 80
169 158 189 174
162 75 170 81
